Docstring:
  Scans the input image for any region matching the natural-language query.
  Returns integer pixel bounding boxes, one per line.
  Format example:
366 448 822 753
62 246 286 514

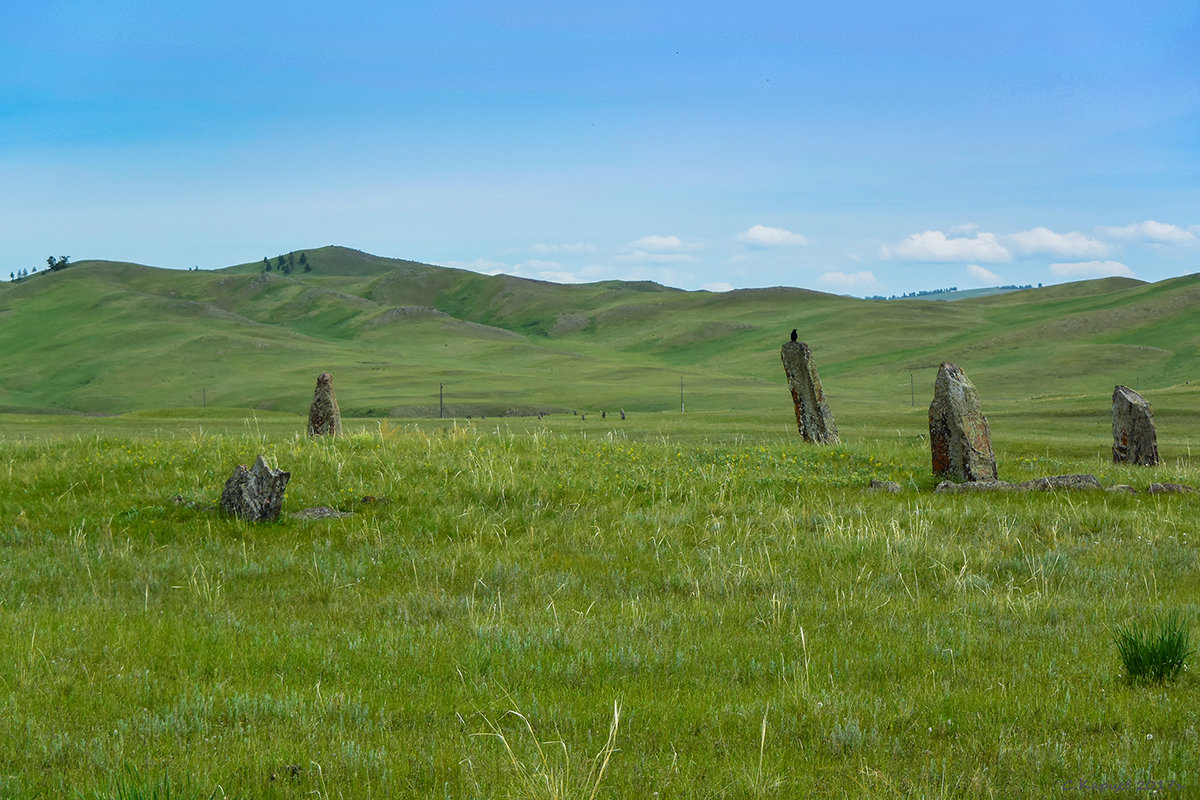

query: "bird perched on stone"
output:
790 329 798 342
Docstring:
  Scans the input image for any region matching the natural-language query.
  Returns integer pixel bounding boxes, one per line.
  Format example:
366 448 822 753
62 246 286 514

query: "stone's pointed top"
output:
790 328 798 342
317 371 334 387
937 362 965 379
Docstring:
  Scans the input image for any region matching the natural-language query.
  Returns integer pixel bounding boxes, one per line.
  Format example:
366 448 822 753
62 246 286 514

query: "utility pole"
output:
202 389 206 408
680 375 685 413
439 383 444 419
909 373 914 407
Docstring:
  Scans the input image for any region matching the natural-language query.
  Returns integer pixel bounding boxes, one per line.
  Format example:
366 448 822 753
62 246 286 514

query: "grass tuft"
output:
476 701 621 800
1114 613 1193 684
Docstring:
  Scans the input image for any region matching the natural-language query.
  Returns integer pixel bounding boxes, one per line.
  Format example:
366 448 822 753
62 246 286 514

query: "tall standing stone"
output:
1112 385 1160 466
780 338 838 444
220 455 291 521
307 371 342 437
928 362 997 482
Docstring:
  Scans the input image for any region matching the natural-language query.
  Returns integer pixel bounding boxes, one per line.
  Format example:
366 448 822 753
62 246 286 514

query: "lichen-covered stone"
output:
1147 482 1195 494
307 372 342 437
934 474 1102 493
869 479 902 493
928 362 997 483
1112 385 1159 466
1018 474 1101 491
780 339 838 444
220 455 291 521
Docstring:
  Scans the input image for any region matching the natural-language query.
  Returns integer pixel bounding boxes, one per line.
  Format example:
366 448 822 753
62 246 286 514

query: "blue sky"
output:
3 1 1198 294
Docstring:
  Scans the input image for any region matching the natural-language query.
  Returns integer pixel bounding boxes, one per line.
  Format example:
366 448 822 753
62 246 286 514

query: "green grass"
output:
1115 615 1194 684
0 410 1197 797
2 250 1199 795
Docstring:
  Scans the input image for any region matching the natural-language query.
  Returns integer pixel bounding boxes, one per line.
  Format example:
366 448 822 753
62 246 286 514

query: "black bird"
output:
790 329 798 342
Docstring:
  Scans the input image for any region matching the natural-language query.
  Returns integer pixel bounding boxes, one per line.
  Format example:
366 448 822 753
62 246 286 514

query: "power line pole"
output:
910 373 914 407
439 383 444 419
680 375 685 413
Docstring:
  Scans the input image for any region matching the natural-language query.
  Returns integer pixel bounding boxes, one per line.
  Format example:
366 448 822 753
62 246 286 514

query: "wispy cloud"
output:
628 234 701 251
1098 220 1197 245
818 270 881 292
736 224 809 247
701 281 735 292
966 264 1002 283
1050 260 1135 278
531 242 597 254
881 230 1011 262
444 258 508 274
533 270 585 283
1007 227 1111 258
620 234 703 263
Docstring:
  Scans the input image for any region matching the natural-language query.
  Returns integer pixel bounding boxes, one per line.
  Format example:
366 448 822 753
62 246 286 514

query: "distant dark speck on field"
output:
790 329 798 342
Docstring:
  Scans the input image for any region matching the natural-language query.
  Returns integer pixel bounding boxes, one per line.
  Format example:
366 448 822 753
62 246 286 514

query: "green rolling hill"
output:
1 246 1197 424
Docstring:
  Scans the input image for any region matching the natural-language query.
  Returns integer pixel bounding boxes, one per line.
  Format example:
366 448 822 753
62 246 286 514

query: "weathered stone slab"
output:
1147 482 1196 494
934 480 1012 494
931 474 1099 494
928 363 997 482
220 455 291 521
307 372 342 437
1019 474 1102 491
1112 385 1159 466
934 474 1101 494
780 338 838 444
868 479 902 493
290 506 353 520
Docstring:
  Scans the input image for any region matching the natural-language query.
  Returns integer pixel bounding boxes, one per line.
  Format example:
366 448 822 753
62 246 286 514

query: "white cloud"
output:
1049 260 1136 278
618 250 697 264
701 281 735 292
531 242 597 254
882 230 1011 262
966 264 1002 283
620 234 702 263
445 258 508 274
950 222 980 234
1099 220 1197 245
818 270 881 292
736 224 809 247
627 234 701 252
1008 227 1111 258
533 270 585 283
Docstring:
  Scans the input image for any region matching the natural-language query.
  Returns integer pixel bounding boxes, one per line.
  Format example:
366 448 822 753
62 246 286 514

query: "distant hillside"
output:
0 246 1197 419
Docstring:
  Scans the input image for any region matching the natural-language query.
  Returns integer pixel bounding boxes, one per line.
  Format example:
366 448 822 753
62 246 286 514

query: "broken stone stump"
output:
220 455 291 521
1112 385 1159 466
780 339 838 444
928 362 997 482
307 371 342 437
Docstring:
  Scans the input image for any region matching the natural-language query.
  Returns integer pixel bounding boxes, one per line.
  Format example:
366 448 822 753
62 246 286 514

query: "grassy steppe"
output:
1 409 1197 798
